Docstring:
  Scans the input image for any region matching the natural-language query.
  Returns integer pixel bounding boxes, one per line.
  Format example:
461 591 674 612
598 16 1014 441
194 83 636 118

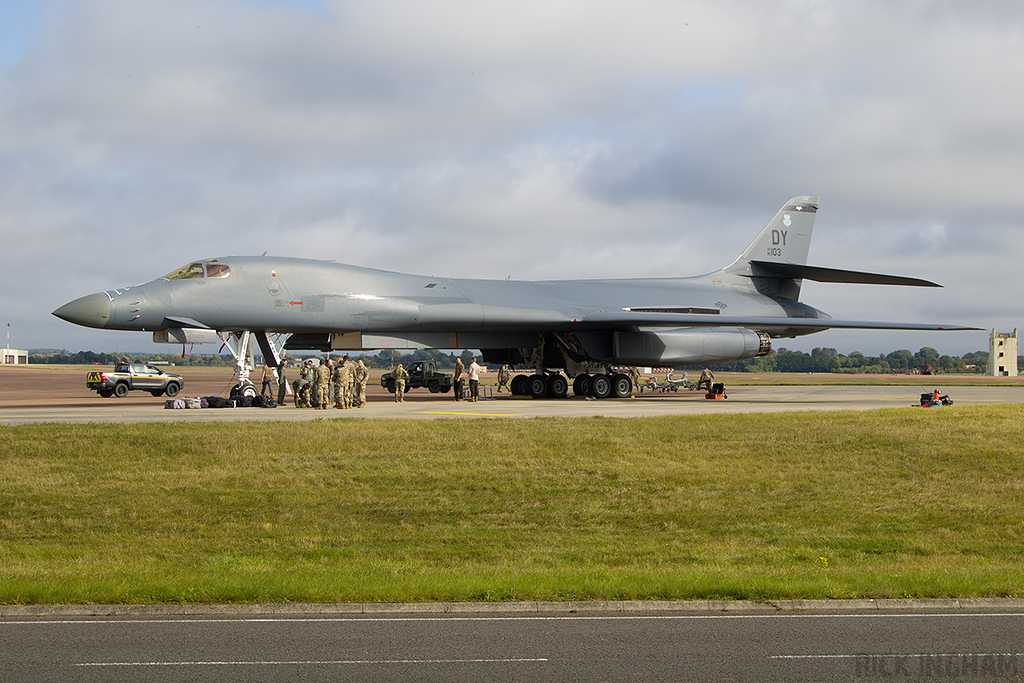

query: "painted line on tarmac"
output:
78 657 549 668
416 411 515 417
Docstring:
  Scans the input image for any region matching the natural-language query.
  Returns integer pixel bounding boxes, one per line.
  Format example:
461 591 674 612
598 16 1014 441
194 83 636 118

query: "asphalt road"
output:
1 383 1021 425
3 605 1023 683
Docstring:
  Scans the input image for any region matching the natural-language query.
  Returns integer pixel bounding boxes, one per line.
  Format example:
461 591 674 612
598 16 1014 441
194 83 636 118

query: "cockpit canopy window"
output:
164 260 230 280
205 261 230 278
164 262 205 280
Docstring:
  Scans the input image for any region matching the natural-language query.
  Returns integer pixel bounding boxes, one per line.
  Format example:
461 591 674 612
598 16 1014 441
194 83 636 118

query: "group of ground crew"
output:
451 356 488 401
273 356 716 405
286 355 369 409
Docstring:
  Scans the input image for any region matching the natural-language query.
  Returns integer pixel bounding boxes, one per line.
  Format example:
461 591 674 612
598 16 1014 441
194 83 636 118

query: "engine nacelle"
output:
611 328 771 366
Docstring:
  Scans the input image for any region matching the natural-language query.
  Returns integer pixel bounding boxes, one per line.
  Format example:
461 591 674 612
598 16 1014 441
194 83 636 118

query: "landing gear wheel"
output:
572 374 592 397
510 374 528 396
611 373 632 398
234 383 257 399
590 374 612 399
547 374 569 398
527 374 548 399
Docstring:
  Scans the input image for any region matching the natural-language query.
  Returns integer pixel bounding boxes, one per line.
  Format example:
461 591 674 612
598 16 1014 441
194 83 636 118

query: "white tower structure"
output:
988 328 1018 377
2 323 28 364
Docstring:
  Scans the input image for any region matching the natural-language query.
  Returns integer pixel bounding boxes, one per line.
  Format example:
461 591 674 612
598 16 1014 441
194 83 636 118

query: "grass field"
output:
2 405 1023 605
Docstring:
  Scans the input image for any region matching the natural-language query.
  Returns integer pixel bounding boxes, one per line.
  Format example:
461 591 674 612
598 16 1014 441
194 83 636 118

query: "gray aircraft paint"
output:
54 197 975 372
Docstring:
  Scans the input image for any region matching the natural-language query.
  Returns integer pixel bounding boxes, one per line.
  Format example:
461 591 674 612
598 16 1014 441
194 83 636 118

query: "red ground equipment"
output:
705 382 727 400
920 390 952 407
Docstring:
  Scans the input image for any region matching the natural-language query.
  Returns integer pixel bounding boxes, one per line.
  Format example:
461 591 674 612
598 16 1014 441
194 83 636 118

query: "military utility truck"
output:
86 362 185 398
380 360 454 394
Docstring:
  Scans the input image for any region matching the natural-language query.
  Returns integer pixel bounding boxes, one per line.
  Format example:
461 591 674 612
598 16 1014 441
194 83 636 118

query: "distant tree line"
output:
29 350 235 366
697 347 996 374
29 346 1008 374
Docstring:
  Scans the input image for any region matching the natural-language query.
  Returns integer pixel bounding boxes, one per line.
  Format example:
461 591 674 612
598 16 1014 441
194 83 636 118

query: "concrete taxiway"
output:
1 384 1021 425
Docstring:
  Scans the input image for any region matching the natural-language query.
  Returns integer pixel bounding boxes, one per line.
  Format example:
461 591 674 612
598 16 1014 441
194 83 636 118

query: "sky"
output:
2 0 1021 357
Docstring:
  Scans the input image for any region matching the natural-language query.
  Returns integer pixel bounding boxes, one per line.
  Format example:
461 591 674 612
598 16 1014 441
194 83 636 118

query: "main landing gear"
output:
511 372 632 399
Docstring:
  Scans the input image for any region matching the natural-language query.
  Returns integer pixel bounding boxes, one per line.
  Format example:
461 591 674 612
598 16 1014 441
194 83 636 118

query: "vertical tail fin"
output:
724 196 819 300
732 196 819 267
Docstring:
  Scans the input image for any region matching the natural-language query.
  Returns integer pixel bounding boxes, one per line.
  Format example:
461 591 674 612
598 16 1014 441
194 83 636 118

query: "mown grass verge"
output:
2 406 1023 604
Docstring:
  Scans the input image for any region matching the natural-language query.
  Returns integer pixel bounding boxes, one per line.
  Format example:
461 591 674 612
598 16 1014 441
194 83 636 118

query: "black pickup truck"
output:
380 360 453 394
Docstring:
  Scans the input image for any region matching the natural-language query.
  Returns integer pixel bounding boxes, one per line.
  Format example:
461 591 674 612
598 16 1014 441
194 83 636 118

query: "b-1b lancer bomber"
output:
54 196 975 399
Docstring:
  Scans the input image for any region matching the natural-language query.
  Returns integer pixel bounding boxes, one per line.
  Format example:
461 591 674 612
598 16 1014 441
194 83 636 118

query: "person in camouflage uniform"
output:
697 367 715 393
497 364 510 393
341 355 356 409
453 357 464 401
315 357 332 410
293 360 314 407
393 363 408 403
332 357 347 408
343 356 357 408
628 366 641 396
276 358 288 406
320 357 334 406
353 358 369 407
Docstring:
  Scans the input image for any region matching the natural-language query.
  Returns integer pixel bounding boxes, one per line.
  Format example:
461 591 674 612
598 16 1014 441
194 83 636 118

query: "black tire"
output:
611 373 632 398
510 374 528 396
527 374 548 399
150 390 164 397
572 374 592 397
98 388 114 398
113 383 129 398
384 379 396 394
590 375 612 399
427 380 440 393
164 382 180 397
237 383 257 399
547 374 569 399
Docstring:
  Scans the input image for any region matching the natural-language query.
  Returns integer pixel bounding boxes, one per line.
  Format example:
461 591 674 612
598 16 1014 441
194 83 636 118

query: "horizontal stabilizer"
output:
749 261 940 287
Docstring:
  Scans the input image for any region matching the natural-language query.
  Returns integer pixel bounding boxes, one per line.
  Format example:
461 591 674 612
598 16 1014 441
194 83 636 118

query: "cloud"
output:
2 0 1021 355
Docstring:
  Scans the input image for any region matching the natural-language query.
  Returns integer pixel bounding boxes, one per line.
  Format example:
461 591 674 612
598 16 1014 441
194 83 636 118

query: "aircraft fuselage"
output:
54 196 974 377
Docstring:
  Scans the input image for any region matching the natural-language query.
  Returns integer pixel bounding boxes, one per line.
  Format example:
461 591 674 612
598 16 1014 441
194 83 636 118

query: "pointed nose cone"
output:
53 292 111 329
